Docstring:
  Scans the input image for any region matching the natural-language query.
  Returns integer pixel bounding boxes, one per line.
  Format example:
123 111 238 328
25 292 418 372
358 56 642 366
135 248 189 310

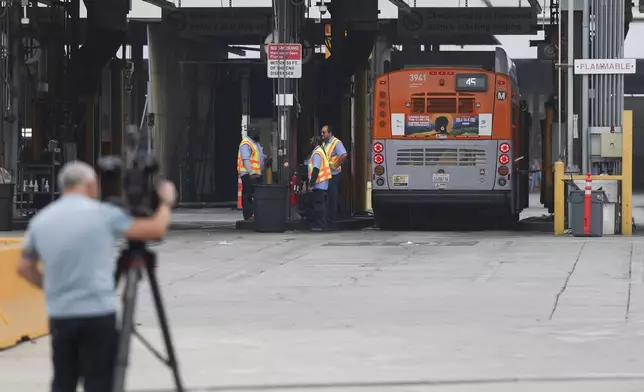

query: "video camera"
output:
97 125 159 217
99 125 185 392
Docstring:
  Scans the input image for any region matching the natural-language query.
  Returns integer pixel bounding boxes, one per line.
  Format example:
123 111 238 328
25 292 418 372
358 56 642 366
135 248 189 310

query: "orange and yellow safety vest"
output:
308 146 332 184
323 137 342 173
237 137 261 176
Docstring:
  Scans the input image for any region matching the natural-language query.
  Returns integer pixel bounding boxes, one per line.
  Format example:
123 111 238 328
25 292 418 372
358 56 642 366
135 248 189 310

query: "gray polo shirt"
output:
23 194 133 319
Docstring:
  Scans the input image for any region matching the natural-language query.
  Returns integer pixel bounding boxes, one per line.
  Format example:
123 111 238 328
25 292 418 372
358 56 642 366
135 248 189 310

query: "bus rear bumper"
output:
372 189 511 208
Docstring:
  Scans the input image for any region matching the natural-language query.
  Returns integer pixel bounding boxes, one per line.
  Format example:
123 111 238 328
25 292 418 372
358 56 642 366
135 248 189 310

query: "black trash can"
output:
0 183 14 231
253 184 288 233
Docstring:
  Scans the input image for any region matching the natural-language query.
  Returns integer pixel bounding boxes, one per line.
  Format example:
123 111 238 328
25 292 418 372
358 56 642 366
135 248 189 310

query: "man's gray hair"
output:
57 161 97 191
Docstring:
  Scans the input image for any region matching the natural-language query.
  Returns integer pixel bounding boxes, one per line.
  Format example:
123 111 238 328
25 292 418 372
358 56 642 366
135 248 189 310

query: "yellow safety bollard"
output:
265 167 273 185
554 161 565 235
622 110 633 235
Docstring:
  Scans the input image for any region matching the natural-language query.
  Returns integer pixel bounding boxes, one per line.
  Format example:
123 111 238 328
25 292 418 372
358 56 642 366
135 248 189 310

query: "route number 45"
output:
408 73 427 82
465 78 477 85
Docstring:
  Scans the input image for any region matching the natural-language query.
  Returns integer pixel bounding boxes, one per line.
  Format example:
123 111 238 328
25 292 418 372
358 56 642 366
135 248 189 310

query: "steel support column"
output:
581 0 589 173
566 0 574 168
8 7 20 178
273 0 302 184
588 0 625 173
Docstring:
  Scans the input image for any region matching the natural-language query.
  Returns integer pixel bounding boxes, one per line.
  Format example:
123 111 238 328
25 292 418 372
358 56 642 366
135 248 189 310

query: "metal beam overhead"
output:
388 0 411 13
482 0 542 14
142 0 176 10
527 0 543 14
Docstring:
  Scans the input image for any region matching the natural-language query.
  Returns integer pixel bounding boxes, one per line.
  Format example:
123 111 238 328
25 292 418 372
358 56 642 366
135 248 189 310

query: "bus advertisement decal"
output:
392 175 409 188
404 114 481 137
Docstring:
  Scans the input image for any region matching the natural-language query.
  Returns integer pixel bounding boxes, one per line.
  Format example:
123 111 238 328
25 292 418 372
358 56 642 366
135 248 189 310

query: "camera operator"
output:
16 160 177 392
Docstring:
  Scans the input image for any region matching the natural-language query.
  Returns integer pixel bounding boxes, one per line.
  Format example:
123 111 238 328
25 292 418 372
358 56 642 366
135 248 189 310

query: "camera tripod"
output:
112 240 185 392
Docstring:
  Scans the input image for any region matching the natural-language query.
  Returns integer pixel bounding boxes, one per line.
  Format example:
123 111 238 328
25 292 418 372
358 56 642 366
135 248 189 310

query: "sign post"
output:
267 43 302 79
573 58 637 74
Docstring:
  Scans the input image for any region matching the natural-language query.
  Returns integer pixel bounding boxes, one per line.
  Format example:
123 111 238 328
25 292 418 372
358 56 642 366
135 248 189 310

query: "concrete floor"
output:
4 197 644 391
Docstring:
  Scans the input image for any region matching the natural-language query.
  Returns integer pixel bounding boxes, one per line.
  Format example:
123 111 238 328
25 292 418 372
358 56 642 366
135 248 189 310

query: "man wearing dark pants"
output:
321 125 347 228
49 314 119 392
307 136 332 231
17 161 177 392
237 128 264 220
240 175 263 220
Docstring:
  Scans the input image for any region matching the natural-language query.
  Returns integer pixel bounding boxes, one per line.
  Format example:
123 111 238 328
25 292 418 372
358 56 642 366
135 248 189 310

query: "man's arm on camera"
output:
104 203 172 241
124 204 172 240
17 230 43 289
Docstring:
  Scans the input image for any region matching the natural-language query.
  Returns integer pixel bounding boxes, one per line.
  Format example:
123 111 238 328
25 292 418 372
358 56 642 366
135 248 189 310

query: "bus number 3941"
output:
408 74 427 82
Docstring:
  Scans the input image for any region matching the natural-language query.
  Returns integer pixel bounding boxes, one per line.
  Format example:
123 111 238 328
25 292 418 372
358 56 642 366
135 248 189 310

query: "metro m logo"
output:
496 90 507 101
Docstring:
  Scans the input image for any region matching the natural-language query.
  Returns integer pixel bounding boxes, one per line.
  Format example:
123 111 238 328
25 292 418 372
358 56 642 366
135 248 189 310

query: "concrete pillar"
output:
147 24 188 183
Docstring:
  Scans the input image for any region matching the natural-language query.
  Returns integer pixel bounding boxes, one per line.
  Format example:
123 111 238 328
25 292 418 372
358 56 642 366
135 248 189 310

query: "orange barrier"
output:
236 176 243 210
0 238 48 350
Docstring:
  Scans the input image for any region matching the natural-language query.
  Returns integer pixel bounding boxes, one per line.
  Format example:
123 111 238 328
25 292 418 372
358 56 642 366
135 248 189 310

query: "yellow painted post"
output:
265 167 273 185
554 161 565 235
622 110 633 235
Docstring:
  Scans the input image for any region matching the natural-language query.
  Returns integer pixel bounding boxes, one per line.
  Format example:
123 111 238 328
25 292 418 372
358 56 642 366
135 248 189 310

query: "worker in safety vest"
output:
321 125 347 228
307 136 332 231
237 128 264 220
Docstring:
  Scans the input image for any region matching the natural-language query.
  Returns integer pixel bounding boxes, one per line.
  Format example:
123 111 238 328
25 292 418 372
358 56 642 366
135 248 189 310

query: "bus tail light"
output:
374 165 385 176
499 142 510 153
373 142 384 153
374 154 384 165
499 154 510 165
498 166 509 176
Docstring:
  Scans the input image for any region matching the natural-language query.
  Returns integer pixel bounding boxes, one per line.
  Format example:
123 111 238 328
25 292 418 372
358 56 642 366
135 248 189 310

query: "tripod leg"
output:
145 261 185 392
112 267 141 392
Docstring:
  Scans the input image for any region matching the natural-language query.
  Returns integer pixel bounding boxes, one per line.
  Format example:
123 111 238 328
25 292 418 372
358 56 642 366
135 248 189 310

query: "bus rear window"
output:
408 97 475 114
427 98 456 113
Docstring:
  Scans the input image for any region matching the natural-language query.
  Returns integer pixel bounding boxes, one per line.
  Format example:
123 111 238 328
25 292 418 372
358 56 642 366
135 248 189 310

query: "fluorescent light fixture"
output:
388 0 411 13
142 0 177 10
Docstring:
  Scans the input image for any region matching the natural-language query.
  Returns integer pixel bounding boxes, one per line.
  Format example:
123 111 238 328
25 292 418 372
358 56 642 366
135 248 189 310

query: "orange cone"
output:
236 176 243 210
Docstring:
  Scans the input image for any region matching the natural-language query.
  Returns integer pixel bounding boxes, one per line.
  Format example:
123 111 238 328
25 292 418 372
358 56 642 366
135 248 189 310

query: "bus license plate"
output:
433 173 450 183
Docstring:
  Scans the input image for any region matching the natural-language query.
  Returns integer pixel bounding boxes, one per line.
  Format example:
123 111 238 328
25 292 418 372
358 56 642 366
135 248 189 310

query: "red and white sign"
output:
574 58 637 75
267 43 302 79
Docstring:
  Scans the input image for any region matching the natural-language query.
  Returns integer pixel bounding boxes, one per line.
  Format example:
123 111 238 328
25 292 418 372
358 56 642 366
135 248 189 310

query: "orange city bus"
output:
370 48 530 229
